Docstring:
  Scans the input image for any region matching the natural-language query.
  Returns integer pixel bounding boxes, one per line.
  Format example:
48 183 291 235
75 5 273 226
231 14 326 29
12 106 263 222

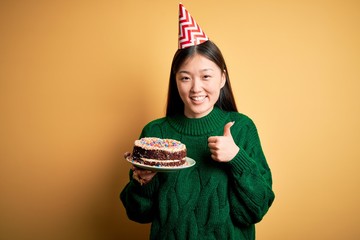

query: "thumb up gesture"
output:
208 121 240 162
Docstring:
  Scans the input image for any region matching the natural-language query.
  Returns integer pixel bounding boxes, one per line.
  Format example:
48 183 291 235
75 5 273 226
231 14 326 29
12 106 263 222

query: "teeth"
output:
191 96 206 101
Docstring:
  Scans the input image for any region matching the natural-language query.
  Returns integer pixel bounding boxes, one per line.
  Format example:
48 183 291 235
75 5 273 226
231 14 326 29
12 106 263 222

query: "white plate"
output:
125 155 196 172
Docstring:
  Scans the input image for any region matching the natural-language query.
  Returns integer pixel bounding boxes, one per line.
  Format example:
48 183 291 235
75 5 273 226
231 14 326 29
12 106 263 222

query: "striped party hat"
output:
178 3 209 49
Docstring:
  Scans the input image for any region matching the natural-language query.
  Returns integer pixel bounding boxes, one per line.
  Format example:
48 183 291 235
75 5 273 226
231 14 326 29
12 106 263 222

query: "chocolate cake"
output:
132 137 187 167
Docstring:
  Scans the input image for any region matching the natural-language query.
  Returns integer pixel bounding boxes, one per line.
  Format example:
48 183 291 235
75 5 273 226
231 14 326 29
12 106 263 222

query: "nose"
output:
191 78 202 93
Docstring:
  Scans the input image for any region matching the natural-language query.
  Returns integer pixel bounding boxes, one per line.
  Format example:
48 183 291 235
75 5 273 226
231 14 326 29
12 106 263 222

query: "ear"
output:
220 70 226 88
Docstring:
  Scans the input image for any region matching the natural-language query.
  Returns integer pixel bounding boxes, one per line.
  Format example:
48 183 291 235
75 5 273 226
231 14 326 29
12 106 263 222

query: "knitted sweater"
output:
120 107 275 240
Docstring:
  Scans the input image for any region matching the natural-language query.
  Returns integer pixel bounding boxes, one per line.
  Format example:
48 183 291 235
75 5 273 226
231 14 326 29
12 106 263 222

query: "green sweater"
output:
121 107 275 240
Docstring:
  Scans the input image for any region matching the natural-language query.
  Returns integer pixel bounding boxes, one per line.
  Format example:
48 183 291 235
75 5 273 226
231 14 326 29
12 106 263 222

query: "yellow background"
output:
1 0 360 239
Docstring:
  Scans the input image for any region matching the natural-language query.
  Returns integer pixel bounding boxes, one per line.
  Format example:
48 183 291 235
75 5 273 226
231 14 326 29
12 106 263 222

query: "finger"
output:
124 152 131 159
208 136 217 143
209 150 216 155
132 171 141 181
139 171 156 183
223 121 235 137
208 142 219 150
211 154 220 161
135 169 153 176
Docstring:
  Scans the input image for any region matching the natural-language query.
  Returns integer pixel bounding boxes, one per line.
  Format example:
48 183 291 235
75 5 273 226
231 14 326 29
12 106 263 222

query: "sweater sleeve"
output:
226 117 275 226
120 171 159 223
120 120 164 223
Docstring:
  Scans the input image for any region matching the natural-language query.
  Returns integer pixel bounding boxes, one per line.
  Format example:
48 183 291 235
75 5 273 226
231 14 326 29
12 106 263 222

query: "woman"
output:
120 39 275 239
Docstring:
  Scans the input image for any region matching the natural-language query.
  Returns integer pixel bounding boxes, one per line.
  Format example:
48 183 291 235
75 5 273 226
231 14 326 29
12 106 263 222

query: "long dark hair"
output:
166 40 238 117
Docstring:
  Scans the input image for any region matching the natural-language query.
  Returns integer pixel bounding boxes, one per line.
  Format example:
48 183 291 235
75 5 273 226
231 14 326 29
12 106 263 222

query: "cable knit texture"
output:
121 107 275 240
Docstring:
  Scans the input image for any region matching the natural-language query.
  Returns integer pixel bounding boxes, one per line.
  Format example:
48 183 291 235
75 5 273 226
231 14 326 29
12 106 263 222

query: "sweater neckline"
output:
167 107 228 136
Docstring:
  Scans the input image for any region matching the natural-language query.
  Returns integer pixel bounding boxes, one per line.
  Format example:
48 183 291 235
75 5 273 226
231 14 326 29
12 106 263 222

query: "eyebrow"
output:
178 68 214 74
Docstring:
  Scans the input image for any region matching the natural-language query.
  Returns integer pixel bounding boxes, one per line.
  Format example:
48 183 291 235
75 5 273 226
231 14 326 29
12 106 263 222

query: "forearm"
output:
227 148 275 225
120 172 159 223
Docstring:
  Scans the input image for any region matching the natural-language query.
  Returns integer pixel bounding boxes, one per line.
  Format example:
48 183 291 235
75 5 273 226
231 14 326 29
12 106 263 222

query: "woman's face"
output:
176 54 226 118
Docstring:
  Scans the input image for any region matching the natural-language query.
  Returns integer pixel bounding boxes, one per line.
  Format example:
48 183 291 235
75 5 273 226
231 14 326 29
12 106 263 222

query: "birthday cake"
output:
132 137 187 167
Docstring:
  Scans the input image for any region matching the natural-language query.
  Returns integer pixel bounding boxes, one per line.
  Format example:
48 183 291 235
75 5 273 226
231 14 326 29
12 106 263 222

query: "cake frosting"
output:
132 137 187 167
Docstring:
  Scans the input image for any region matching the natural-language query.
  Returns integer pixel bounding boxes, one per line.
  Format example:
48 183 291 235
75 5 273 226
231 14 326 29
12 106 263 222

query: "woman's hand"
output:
124 152 157 185
208 121 239 162
131 166 157 186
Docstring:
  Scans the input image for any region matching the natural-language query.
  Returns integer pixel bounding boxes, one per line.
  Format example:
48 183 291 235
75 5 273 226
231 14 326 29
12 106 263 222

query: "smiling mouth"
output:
190 95 206 103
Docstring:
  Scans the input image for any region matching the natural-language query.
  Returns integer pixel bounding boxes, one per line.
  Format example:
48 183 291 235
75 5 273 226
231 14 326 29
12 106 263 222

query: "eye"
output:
203 75 212 80
179 76 190 81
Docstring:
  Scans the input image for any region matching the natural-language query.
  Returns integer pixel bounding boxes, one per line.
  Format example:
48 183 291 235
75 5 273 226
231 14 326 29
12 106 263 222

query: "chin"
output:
188 107 213 118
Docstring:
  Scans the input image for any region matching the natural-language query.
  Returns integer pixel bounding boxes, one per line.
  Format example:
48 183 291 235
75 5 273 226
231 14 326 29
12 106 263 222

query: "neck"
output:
168 107 228 136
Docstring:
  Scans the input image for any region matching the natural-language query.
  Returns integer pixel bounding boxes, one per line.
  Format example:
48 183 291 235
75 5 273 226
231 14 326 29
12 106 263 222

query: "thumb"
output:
223 121 235 137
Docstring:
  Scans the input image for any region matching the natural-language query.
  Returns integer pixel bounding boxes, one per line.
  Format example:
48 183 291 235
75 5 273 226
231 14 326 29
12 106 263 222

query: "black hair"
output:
166 40 238 117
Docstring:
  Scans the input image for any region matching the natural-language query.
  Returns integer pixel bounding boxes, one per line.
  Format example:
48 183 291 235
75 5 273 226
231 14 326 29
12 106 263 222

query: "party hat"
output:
178 3 209 49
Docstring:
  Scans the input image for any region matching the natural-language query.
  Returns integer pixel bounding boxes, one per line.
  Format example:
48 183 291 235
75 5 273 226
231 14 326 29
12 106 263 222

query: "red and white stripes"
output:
178 4 208 49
